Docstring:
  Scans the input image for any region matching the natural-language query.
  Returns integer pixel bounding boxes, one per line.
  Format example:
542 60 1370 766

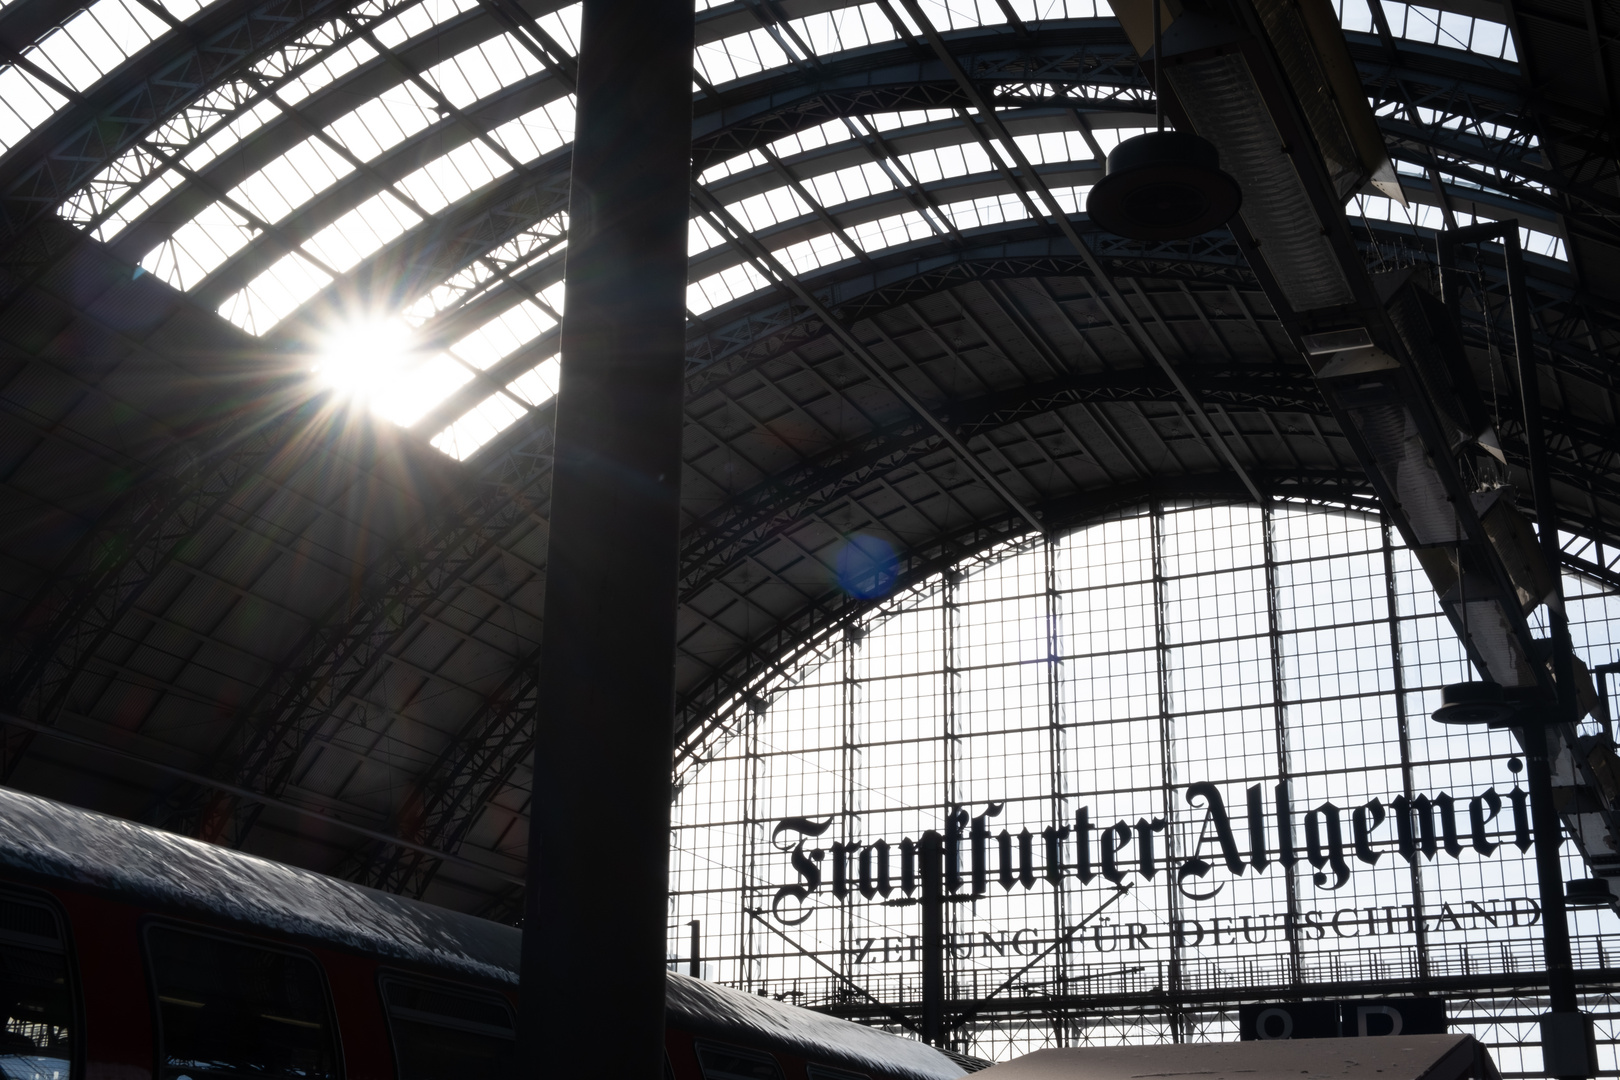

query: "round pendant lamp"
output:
1086 130 1242 241
1430 679 1516 726
1087 0 1241 242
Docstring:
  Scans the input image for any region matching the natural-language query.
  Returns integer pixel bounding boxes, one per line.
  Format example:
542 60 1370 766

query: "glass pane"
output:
379 979 514 1080
145 927 339 1080
695 1044 783 1080
807 1067 867 1080
0 894 74 1080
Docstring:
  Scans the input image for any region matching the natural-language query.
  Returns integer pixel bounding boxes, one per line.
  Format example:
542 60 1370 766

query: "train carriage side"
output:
0 788 966 1080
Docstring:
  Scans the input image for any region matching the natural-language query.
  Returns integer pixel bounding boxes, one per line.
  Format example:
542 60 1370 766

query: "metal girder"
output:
0 389 316 771
151 417 552 846
334 642 541 895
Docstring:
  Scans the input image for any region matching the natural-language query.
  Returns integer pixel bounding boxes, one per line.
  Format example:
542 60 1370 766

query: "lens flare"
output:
836 534 898 599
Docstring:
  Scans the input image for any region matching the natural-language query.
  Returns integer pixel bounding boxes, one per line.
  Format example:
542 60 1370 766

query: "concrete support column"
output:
517 0 694 1073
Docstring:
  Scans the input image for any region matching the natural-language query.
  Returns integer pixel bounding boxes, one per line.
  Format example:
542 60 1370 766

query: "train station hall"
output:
0 0 1618 1075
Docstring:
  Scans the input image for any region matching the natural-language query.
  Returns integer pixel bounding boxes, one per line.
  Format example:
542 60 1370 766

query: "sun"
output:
312 319 416 408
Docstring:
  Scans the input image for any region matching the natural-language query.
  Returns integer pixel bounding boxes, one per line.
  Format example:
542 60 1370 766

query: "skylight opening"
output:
310 312 501 429
687 181 1094 320
141 203 257 292
266 32 380 106
220 250 333 336
784 4 900 58
55 0 500 244
533 3 583 52
1333 0 1516 60
0 68 67 158
1351 193 1566 261
233 137 358 226
402 216 568 328
423 33 549 111
446 295 560 373
797 161 901 215
898 141 999 184
217 191 419 333
695 27 787 84
773 233 857 276
29 0 170 93
428 351 564 460
687 261 773 316
429 387 532 459
212 93 571 339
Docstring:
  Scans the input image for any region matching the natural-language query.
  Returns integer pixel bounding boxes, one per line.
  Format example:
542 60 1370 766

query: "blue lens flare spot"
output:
836 534 898 599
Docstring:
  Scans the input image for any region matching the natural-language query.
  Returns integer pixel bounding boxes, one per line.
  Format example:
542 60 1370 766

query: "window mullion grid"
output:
1043 534 1070 1039
1382 515 1431 980
1261 502 1304 987
1150 500 1185 1041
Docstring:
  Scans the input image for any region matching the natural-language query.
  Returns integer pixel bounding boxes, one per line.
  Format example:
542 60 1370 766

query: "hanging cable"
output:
1153 0 1163 132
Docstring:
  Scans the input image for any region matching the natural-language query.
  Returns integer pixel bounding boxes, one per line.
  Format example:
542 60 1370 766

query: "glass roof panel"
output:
1350 193 1566 261
232 136 357 224
0 66 67 156
220 250 333 335
785 5 900 55
393 138 514 213
447 296 558 371
421 33 548 109
0 0 1540 467
1332 0 1516 60
505 357 561 408
401 214 568 327
140 203 256 291
430 386 532 459
325 84 442 163
694 26 790 84
29 0 171 93
485 95 576 163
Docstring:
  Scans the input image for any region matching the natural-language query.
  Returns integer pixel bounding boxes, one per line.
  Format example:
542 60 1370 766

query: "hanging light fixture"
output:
1086 1 1241 241
1431 680 1518 726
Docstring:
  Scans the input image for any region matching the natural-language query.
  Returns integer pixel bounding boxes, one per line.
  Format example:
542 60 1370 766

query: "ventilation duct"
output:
1105 0 1403 319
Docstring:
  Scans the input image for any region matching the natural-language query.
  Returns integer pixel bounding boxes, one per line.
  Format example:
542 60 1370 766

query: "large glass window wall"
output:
667 500 1620 1069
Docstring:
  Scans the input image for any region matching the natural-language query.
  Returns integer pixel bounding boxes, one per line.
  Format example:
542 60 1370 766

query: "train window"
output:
806 1068 867 1080
143 926 340 1080
0 892 75 1080
377 976 514 1080
694 1043 784 1080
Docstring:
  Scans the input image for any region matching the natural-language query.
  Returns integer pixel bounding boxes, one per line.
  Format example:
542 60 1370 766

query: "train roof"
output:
0 787 966 1080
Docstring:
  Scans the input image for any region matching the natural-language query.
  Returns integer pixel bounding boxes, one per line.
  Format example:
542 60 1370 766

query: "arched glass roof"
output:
0 0 1569 462
6 0 1618 922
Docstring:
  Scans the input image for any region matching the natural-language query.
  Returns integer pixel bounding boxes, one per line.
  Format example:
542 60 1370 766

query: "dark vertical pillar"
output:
688 920 701 978
1502 230 1596 1080
920 830 945 1046
517 0 694 1073
1504 233 1580 1019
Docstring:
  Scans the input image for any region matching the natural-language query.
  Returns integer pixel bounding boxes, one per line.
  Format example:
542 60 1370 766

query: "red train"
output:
0 787 973 1080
